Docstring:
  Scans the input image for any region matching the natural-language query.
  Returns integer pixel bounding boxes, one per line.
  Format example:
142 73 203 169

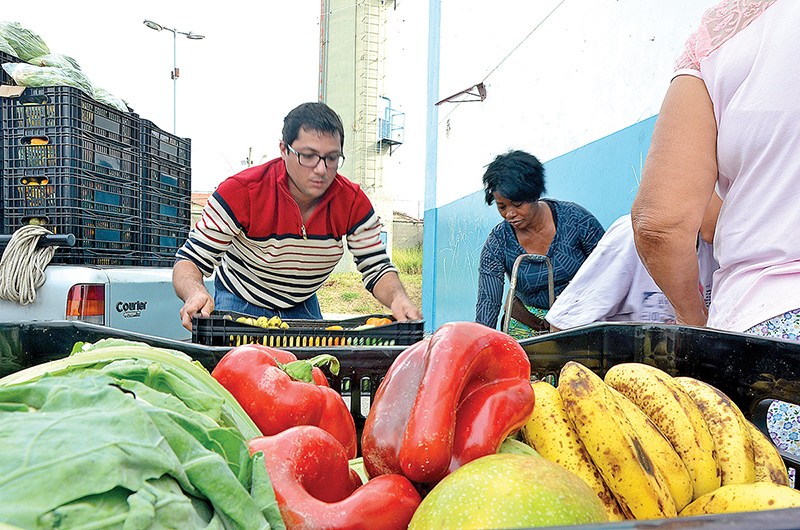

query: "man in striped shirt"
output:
172 102 422 331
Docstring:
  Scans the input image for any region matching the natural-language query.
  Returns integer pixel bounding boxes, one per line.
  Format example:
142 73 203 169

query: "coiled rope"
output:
0 225 58 305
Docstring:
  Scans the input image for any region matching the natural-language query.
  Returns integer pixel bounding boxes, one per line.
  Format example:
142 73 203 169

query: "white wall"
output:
432 0 709 208
382 1 431 220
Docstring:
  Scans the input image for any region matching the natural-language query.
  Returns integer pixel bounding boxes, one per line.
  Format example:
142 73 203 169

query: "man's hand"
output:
173 259 215 331
372 271 423 321
179 291 215 331
390 294 423 321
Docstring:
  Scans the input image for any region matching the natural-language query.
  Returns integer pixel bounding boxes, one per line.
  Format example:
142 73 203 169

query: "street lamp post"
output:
143 19 204 135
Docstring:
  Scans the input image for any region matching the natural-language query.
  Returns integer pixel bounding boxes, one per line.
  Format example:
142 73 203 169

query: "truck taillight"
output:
66 284 105 325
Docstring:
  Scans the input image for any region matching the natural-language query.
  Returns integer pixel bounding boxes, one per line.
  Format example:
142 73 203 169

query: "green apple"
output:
408 453 608 529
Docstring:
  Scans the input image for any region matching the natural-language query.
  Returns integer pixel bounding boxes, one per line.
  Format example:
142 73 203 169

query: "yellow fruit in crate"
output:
558 361 676 520
674 376 755 486
521 380 625 520
267 316 283 328
604 363 721 500
746 420 790 486
280 322 289 329
256 316 269 328
608 386 694 512
679 482 800 516
408 453 609 529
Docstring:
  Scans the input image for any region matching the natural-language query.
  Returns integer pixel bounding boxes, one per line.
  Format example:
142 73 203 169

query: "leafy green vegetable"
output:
0 34 15 56
27 52 81 70
93 86 129 113
0 339 282 530
0 21 49 61
1 62 94 97
1 338 261 441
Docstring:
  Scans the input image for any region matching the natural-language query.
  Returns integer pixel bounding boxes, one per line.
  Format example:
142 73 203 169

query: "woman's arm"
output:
475 233 508 328
631 75 719 326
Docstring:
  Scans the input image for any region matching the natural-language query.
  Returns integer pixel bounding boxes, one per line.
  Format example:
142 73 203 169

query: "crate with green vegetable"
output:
0 336 285 529
6 320 800 529
191 309 425 348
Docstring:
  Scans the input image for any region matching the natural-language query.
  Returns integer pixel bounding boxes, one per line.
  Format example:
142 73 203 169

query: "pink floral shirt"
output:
674 0 778 74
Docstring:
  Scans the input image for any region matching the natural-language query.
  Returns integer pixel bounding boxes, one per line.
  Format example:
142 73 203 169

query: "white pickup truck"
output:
0 234 214 341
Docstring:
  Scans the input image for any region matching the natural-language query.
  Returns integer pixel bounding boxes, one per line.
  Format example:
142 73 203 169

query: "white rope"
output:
0 225 58 305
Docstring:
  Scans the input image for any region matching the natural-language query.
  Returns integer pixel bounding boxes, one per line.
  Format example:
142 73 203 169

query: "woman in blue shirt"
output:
475 150 605 337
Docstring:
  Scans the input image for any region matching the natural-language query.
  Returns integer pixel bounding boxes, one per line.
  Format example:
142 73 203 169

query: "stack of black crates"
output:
0 50 191 266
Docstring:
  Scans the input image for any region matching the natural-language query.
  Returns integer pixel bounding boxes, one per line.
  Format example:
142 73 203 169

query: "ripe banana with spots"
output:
604 363 721 499
746 420 790 486
679 482 800 516
558 361 677 519
608 386 694 512
521 379 626 520
674 376 755 486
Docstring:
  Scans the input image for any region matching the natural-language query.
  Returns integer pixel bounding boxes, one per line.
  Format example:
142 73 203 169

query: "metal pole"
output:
173 30 177 134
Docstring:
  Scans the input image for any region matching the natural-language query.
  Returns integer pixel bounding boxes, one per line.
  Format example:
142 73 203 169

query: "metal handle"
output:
501 254 554 334
0 233 75 249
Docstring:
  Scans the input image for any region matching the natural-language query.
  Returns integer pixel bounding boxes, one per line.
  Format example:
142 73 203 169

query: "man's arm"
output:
371 271 422 321
172 259 215 331
631 75 719 326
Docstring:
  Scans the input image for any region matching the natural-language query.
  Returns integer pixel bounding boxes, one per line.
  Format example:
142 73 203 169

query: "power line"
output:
438 0 568 123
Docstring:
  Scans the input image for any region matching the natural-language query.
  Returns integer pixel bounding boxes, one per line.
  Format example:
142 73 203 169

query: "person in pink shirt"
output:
632 0 800 339
632 0 800 456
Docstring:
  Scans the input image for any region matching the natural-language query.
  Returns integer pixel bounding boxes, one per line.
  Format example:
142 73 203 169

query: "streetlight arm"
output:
143 18 205 134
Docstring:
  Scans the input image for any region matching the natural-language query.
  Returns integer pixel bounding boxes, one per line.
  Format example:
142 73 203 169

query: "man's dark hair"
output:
282 102 345 148
482 150 546 205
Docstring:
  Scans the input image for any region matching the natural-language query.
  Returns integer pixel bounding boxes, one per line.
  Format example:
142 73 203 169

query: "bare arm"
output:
371 271 423 321
631 75 718 326
172 259 215 331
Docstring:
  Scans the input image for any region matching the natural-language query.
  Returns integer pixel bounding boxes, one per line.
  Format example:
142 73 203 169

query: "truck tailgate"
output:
0 265 214 341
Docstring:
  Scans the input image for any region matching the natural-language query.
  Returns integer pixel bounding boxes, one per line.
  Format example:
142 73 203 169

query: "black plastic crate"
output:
2 166 139 217
518 323 800 484
0 50 23 86
0 85 139 148
1 126 140 182
140 118 190 167
8 320 800 530
142 154 190 196
141 185 191 227
191 310 425 348
140 218 189 265
1 164 142 264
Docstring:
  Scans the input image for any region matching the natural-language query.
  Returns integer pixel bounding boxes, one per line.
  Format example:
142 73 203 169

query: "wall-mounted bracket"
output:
435 82 487 106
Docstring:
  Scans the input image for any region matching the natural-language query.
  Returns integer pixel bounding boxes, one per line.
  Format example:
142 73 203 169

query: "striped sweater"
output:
176 157 396 310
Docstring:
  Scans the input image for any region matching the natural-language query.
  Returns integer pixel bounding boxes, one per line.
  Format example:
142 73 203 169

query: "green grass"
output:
318 252 423 316
392 243 423 274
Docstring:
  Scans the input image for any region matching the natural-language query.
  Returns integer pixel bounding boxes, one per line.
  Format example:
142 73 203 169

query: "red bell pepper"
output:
212 343 358 458
249 425 422 530
361 321 535 484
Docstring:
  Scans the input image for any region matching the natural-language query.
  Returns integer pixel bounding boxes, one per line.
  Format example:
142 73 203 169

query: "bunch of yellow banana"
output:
680 482 800 516
674 376 755 485
521 379 626 520
519 360 796 520
747 419 790 486
605 363 722 500
557 361 677 519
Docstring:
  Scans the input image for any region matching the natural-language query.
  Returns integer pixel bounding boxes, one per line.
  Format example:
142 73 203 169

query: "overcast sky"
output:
2 1 324 192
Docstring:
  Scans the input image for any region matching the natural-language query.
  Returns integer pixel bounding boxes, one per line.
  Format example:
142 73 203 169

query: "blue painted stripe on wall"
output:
421 0 442 329
421 116 658 331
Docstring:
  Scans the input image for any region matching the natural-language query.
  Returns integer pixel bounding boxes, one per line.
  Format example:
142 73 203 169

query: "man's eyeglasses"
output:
286 144 345 169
